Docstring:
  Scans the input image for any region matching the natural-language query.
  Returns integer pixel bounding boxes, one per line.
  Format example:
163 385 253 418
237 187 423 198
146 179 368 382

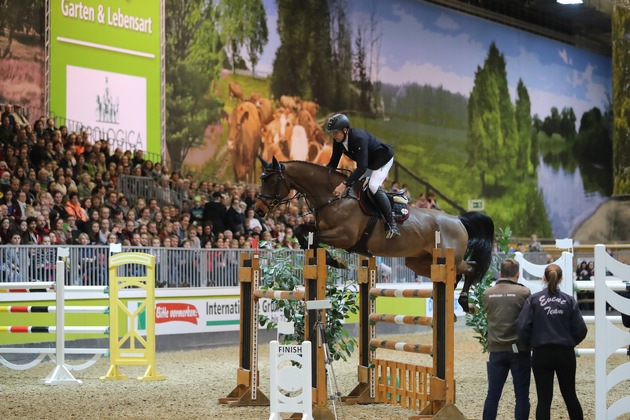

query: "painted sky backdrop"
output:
259 0 611 127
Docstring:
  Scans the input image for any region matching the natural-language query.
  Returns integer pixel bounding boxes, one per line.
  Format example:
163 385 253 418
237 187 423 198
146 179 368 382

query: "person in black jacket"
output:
325 113 400 239
517 263 588 420
202 191 227 236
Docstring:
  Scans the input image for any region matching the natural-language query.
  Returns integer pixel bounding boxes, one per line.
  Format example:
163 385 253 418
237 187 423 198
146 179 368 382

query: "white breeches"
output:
362 158 394 194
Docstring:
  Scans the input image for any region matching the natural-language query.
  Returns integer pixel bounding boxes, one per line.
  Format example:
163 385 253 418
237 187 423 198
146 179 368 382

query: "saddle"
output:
356 186 410 222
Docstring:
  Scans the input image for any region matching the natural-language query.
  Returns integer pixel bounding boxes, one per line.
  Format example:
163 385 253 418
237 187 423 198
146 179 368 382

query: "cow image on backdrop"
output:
226 101 262 184
224 76 356 183
225 80 355 182
255 157 495 313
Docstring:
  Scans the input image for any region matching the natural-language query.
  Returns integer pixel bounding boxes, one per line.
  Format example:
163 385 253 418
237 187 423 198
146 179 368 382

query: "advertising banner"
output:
49 0 162 156
130 297 285 336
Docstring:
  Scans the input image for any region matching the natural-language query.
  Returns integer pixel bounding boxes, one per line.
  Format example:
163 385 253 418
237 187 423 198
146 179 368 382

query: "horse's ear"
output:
258 155 269 169
271 156 280 169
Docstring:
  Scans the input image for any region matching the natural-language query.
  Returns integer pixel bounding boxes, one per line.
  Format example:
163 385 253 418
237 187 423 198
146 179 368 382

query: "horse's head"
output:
255 156 290 217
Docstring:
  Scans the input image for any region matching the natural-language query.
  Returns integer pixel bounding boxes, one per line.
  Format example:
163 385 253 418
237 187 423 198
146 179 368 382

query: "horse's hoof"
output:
326 253 348 270
335 257 349 270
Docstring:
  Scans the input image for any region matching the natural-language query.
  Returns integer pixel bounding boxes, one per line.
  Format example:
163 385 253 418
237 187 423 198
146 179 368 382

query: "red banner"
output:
155 303 199 325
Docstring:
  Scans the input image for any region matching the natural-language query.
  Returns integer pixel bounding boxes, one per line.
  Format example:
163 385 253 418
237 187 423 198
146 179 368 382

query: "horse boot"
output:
373 189 400 239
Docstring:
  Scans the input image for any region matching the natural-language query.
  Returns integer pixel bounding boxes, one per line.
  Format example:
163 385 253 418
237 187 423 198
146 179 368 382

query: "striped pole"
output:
369 288 432 299
0 285 108 294
0 306 109 314
369 313 433 326
369 339 432 355
253 289 305 300
0 282 55 291
0 326 109 334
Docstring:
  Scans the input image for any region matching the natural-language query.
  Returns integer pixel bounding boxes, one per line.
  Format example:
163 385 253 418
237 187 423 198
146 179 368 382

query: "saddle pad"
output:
357 188 410 222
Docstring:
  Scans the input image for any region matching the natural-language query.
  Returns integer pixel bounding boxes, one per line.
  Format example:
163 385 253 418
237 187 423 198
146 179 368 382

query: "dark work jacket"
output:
483 279 531 352
517 288 587 349
326 128 394 186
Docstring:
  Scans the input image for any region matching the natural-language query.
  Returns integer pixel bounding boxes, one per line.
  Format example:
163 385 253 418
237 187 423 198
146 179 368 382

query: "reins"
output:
258 164 353 216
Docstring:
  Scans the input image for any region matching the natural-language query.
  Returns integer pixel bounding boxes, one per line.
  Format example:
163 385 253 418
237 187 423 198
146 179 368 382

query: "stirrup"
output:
386 225 401 239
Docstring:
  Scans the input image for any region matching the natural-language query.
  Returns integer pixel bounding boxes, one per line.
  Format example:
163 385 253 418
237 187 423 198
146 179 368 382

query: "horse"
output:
255 157 495 313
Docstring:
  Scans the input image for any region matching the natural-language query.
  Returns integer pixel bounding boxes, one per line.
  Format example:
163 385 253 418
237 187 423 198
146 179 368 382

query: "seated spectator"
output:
226 196 245 237
528 233 542 252
427 192 442 211
65 192 88 230
77 172 92 199
576 261 590 280
0 217 13 243
0 189 16 217
415 193 431 209
191 196 204 223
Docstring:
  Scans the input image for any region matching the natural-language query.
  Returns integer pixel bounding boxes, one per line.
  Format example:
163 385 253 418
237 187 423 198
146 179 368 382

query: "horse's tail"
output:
458 212 495 285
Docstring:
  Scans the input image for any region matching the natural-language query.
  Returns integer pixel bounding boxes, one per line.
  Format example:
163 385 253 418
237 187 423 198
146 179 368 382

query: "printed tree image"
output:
217 0 268 76
612 4 630 194
272 0 347 109
467 42 518 193
515 79 532 177
165 0 224 164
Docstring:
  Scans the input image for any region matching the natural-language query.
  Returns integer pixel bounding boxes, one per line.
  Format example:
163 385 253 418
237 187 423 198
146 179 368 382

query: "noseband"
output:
257 168 294 213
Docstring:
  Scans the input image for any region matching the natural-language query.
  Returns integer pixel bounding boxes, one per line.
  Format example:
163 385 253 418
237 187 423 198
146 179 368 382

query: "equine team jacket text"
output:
483 279 531 352
517 288 587 349
326 128 394 187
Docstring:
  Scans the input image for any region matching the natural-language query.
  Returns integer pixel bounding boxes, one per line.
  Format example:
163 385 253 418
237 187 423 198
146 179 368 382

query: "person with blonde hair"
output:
517 264 587 420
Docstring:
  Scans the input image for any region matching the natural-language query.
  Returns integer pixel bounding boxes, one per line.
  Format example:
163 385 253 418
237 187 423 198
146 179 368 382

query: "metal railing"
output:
5 246 612 290
0 246 423 288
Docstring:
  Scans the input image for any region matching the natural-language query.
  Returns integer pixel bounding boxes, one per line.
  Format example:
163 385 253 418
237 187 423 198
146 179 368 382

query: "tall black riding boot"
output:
373 189 400 239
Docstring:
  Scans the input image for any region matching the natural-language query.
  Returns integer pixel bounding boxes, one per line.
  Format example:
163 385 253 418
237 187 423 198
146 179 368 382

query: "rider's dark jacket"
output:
326 128 394 187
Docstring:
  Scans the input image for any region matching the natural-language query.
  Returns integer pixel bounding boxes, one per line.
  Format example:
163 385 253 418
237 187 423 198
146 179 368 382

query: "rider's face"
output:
332 129 346 142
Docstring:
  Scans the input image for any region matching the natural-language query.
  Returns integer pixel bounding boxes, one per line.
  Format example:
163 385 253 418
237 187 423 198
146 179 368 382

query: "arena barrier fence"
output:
514 248 628 356
594 244 630 420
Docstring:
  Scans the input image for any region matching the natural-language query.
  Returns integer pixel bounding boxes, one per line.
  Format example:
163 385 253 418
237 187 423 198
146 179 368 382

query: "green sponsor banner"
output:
50 0 162 156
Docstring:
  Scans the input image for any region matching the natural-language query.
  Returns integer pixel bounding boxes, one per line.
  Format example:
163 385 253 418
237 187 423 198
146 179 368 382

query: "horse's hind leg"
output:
404 255 432 280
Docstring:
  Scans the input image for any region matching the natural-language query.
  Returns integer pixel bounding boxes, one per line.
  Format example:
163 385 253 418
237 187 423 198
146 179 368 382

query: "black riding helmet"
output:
326 113 350 133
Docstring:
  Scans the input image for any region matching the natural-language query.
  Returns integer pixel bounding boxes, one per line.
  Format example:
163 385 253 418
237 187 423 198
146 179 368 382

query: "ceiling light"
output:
557 0 583 4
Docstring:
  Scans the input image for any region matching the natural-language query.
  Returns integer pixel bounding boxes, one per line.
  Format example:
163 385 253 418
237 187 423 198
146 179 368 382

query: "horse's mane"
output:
282 160 348 182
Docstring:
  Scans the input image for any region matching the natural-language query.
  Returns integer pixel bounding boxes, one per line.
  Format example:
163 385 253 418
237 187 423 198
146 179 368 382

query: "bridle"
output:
257 162 351 216
256 166 295 213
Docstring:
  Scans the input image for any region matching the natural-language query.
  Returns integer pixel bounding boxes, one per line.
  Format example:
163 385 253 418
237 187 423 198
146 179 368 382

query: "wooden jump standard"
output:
344 247 464 419
219 248 334 419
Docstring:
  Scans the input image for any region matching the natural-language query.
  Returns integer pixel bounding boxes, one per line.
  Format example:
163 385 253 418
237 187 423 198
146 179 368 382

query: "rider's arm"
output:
343 138 369 186
326 142 342 169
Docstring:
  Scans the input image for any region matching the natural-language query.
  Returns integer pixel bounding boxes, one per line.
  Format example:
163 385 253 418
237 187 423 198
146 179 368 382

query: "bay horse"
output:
255 157 495 313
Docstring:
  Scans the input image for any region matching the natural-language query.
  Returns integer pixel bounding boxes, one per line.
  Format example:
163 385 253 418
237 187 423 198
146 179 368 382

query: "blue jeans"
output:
482 351 531 420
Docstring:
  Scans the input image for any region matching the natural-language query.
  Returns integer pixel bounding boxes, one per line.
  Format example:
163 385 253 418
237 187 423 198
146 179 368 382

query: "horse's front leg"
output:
293 224 348 269
293 224 319 249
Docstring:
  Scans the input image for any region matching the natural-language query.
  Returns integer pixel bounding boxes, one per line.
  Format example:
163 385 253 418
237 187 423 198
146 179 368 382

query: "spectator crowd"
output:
1 104 448 287
0 105 315 252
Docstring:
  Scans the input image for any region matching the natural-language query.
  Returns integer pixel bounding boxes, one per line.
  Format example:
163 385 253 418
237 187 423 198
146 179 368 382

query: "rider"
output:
325 113 401 239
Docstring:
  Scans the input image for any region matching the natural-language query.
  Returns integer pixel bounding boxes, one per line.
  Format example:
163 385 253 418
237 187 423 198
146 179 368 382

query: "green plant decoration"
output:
258 243 359 362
